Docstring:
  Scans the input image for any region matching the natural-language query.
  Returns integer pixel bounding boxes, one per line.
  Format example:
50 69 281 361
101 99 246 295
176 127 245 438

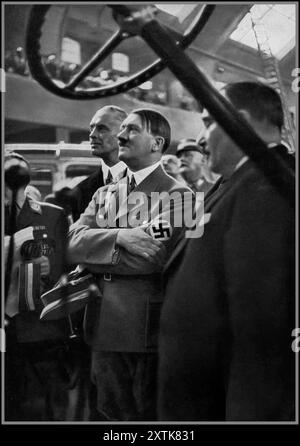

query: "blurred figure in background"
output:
176 138 216 195
13 47 28 76
25 184 42 202
4 151 70 421
45 187 77 226
5 50 16 73
161 154 184 182
44 54 58 79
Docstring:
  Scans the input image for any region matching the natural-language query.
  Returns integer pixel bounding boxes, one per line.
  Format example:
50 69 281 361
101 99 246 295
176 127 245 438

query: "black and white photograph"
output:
1 1 298 429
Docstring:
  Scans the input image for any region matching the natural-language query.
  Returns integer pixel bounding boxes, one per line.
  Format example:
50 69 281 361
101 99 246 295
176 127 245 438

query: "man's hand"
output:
116 227 166 264
33 255 50 277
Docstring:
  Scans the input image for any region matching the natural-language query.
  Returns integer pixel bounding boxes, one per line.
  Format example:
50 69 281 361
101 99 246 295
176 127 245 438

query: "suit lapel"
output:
96 169 128 225
163 165 249 275
92 166 104 189
16 199 34 230
114 166 165 224
204 179 231 212
204 176 223 201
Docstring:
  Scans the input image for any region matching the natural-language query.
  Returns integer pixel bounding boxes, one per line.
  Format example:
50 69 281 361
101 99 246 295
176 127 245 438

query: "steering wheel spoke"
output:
65 29 125 90
158 23 184 44
26 4 215 100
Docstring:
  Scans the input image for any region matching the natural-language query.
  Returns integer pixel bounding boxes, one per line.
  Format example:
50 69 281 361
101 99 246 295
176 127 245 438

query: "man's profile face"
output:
162 155 180 177
117 113 156 169
178 150 203 179
204 107 235 175
89 109 121 158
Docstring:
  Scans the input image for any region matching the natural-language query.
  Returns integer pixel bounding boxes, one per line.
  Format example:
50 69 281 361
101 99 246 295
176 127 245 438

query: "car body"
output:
4 142 100 199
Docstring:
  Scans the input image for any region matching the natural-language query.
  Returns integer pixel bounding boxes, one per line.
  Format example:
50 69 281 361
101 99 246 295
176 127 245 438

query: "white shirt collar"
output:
127 161 161 186
235 156 249 172
234 141 283 172
268 142 278 148
268 141 287 149
101 160 126 183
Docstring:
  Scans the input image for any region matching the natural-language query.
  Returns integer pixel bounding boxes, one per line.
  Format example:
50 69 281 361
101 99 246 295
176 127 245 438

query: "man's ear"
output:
152 136 165 152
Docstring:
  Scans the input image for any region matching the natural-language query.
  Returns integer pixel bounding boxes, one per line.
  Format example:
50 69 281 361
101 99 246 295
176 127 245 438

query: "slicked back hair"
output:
131 108 171 152
95 105 127 124
224 82 284 130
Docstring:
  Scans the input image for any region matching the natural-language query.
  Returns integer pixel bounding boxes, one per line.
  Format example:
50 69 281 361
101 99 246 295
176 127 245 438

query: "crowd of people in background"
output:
5 47 29 76
5 48 198 111
4 82 295 423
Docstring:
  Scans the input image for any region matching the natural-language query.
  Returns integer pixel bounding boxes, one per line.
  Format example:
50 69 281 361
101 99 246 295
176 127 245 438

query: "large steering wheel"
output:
25 4 294 204
26 4 215 100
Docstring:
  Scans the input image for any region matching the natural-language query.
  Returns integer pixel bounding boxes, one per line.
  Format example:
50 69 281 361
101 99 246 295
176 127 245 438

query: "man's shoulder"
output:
38 200 65 216
230 161 268 188
28 199 65 223
75 166 104 191
229 161 292 209
24 198 66 223
158 168 192 194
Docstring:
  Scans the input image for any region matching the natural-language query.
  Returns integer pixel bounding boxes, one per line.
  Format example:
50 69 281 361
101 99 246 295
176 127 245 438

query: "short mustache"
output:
90 140 103 144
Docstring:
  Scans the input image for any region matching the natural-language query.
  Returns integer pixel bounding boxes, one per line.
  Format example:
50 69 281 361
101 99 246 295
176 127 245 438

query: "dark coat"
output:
158 159 295 421
7 198 70 343
71 166 104 221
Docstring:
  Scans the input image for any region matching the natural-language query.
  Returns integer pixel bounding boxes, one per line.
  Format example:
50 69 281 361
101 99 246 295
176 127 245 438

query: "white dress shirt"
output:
127 161 161 186
101 160 127 184
235 156 249 172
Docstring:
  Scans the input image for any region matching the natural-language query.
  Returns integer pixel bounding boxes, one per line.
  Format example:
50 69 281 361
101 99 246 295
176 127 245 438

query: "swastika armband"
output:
148 220 172 241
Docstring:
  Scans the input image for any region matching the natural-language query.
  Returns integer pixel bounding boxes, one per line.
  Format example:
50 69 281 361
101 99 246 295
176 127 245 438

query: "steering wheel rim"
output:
25 4 215 100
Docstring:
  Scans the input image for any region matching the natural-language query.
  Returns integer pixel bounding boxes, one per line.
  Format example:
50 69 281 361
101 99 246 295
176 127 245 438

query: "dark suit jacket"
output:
158 160 295 421
6 197 69 343
68 165 193 352
71 166 104 221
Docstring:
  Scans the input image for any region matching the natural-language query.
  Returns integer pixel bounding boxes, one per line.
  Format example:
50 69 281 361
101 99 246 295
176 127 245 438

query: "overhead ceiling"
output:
57 4 296 78
6 3 296 81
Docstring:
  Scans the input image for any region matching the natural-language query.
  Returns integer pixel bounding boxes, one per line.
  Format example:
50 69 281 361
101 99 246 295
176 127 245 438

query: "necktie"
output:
105 169 113 185
5 202 20 235
128 174 136 194
188 182 199 194
128 175 136 195
114 175 136 228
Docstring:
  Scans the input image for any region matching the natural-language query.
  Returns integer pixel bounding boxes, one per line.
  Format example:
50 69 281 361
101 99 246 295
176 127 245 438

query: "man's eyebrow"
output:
90 123 109 130
120 123 141 130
